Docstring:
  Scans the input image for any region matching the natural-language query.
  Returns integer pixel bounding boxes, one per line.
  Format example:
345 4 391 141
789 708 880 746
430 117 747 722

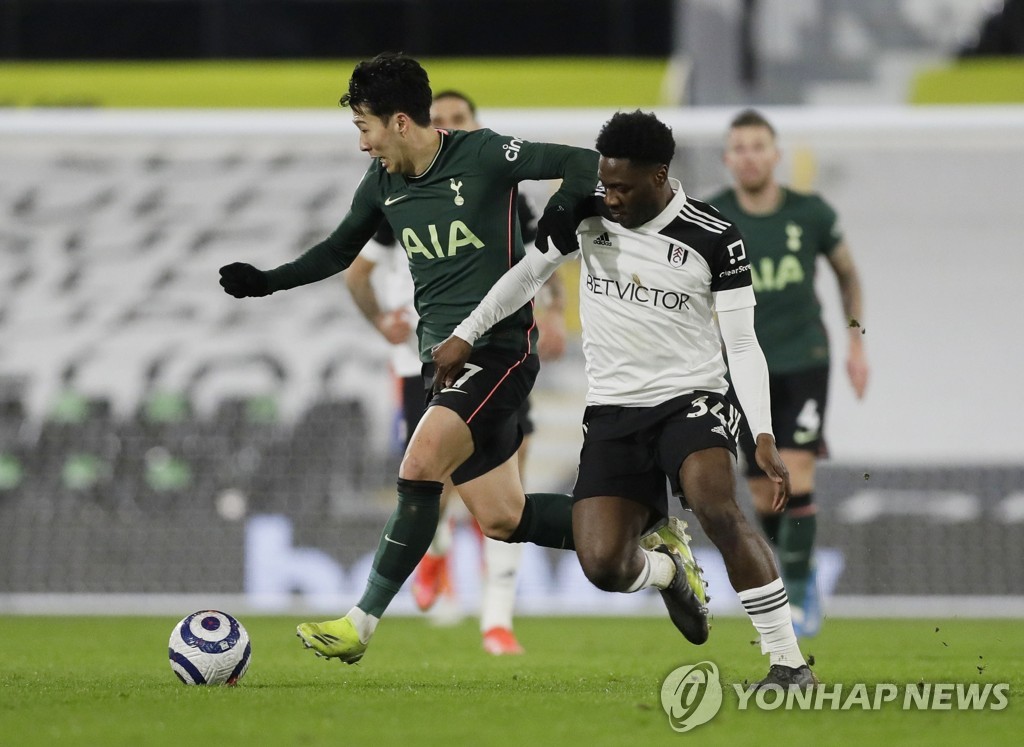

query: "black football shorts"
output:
572 390 741 513
421 346 539 485
729 365 830 478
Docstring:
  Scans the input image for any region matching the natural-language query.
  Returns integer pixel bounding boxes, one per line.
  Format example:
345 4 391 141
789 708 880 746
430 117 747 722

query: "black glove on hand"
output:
535 203 579 256
219 263 270 298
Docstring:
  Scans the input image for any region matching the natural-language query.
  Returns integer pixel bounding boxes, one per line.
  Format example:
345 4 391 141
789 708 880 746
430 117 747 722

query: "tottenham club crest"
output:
450 179 465 206
667 244 689 268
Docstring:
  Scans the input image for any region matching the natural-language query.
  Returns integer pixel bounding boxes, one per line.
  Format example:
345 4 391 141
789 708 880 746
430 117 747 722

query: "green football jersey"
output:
706 187 842 373
266 128 598 360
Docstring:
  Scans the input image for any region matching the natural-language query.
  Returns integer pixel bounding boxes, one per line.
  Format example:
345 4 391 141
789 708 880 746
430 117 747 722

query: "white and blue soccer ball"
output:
168 610 252 686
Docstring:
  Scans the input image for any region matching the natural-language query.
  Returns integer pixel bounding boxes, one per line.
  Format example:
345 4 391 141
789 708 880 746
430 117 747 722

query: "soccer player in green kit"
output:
708 109 869 637
218 53 695 665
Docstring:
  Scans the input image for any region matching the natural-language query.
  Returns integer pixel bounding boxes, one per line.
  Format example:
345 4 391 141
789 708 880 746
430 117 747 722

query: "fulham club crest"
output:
667 244 688 268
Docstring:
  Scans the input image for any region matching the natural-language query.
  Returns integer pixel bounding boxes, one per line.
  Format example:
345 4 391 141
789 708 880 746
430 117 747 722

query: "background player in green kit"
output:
218 53 598 664
707 109 869 637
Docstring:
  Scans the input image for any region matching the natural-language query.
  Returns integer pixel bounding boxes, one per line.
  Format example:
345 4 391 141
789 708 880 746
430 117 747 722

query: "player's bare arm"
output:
344 254 412 345
827 240 869 398
753 433 791 511
535 271 567 360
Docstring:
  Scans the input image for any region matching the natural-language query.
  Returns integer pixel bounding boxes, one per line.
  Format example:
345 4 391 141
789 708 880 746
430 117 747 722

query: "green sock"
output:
758 512 782 545
507 492 575 550
357 478 442 617
778 494 817 607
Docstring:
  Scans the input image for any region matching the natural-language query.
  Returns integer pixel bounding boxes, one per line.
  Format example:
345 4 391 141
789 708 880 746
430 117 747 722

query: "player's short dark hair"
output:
595 110 675 167
729 108 776 137
432 89 477 116
340 52 432 127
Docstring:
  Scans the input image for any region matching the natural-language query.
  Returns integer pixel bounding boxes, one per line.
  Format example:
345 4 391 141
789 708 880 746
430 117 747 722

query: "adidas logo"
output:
593 232 612 246
712 425 727 438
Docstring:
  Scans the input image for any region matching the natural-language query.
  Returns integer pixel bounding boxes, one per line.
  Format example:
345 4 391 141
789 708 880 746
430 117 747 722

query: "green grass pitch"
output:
1 616 1021 745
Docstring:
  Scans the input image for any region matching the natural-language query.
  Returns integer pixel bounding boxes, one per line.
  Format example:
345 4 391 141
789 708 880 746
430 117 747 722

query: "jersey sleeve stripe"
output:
506 187 516 268
678 203 728 234
683 199 731 229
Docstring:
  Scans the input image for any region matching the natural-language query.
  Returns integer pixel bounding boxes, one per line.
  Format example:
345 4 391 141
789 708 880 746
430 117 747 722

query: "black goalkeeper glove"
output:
219 263 270 298
535 203 579 256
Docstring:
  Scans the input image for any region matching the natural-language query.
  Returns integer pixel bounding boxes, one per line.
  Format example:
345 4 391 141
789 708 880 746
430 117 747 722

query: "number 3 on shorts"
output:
686 394 741 437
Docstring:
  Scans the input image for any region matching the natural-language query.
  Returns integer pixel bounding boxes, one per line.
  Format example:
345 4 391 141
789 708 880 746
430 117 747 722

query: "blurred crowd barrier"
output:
1 108 1023 613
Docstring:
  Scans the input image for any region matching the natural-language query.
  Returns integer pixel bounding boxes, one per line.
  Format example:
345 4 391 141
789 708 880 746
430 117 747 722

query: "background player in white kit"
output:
433 110 815 688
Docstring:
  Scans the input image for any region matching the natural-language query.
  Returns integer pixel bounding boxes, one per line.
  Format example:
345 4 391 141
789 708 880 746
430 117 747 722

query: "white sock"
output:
428 505 454 557
347 607 379 644
625 548 676 592
479 537 522 632
738 578 806 668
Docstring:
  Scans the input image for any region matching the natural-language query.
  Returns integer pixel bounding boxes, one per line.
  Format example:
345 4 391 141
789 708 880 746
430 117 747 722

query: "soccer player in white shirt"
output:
433 110 814 689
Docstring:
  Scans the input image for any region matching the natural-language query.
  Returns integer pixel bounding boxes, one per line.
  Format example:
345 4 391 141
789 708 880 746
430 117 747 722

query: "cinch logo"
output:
503 137 524 161
660 662 723 732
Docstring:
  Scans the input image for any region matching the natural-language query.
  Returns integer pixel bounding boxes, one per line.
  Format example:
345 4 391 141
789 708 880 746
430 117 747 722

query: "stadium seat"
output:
118 390 208 513
33 392 122 510
204 393 285 511
255 398 368 516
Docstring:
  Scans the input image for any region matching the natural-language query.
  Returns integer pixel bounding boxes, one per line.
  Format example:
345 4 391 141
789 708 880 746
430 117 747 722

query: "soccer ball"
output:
168 610 252 686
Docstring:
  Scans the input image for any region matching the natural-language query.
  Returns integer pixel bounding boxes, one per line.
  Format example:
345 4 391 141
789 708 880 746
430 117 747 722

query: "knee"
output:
576 547 632 593
399 453 437 483
475 507 521 542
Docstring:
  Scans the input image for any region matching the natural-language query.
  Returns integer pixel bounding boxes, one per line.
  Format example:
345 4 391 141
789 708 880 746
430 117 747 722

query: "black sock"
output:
506 492 575 550
778 492 817 605
759 512 782 545
357 478 442 617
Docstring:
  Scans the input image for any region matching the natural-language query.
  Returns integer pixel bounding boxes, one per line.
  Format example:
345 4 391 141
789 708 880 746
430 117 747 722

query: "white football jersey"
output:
359 238 422 377
575 179 755 406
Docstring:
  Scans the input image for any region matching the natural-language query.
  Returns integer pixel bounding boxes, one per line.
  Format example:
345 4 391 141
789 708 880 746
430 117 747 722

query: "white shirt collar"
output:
636 177 687 234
